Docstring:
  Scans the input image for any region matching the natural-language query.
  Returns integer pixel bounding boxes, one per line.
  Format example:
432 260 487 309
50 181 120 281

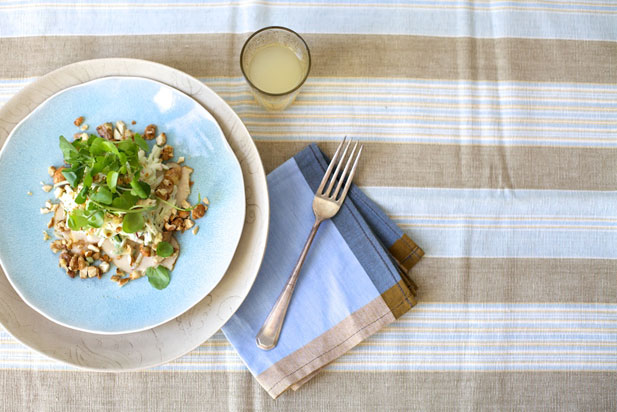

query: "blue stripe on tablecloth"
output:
0 78 615 148
362 187 617 259
0 2 615 40
1 303 614 371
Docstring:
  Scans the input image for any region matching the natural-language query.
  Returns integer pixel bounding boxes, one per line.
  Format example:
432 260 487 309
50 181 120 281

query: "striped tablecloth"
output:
1 1 616 410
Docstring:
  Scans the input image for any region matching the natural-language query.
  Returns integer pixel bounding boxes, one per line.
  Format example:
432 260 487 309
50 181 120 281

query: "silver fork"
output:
256 138 363 350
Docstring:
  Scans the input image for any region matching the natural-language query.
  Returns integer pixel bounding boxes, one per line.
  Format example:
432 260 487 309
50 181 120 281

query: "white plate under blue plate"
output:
0 76 245 334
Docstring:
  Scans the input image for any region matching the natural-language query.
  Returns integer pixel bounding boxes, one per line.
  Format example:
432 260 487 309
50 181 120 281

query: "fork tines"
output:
317 138 364 204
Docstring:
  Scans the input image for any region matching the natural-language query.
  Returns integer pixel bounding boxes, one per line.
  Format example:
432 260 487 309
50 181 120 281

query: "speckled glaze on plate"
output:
0 59 269 369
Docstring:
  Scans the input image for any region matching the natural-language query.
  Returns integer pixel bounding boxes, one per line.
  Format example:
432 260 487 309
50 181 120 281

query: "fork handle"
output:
256 217 323 350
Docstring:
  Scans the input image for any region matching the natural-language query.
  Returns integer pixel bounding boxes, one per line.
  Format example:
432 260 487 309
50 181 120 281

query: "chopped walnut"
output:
155 133 167 146
47 166 56 177
139 245 152 257
69 255 79 271
99 262 110 274
202 197 210 206
177 210 190 219
192 204 206 220
74 116 84 127
192 225 199 235
87 266 99 278
118 278 130 287
50 239 64 253
155 188 170 201
144 124 157 140
160 145 174 161
130 270 143 280
42 185 53 193
96 122 114 140
43 231 51 241
53 167 66 184
184 219 194 230
164 166 182 184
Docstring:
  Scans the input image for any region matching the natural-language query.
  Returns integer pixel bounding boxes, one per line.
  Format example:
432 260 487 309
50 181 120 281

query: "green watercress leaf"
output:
111 192 138 210
61 170 79 187
145 265 171 290
74 186 89 204
133 133 149 152
83 169 93 188
156 241 174 258
130 177 151 199
107 171 118 193
122 211 144 233
67 210 88 231
59 135 78 161
90 186 112 205
86 210 105 228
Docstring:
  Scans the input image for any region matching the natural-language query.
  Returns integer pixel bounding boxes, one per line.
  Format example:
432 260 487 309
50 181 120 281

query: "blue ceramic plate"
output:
0 77 245 334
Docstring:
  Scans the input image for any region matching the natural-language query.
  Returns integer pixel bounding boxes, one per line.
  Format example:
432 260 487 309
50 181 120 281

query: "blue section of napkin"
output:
222 144 412 378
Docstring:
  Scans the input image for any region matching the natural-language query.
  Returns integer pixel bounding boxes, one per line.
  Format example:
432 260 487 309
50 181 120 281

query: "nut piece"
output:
184 219 194 229
42 185 53 193
130 270 143 280
177 210 189 219
177 156 185 164
50 239 64 253
99 261 110 274
53 167 66 184
192 204 206 220
80 124 89 131
192 225 199 235
48 166 56 177
118 278 130 287
139 245 152 257
144 124 157 140
43 231 50 241
202 197 210 206
155 133 167 146
74 116 84 127
77 255 87 270
160 145 174 161
87 266 99 278
164 166 182 184
96 122 114 140
40 207 51 214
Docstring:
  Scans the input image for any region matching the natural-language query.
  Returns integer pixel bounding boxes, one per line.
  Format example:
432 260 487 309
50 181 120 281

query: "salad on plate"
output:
40 118 209 290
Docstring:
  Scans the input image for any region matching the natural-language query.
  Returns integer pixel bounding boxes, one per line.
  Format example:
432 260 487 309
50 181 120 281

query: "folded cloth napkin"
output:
222 144 424 398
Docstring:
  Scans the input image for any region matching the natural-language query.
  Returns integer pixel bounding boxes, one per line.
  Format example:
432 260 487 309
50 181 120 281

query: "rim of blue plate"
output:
0 76 246 334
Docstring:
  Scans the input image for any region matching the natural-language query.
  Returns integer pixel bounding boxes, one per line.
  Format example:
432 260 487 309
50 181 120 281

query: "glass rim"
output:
239 26 312 97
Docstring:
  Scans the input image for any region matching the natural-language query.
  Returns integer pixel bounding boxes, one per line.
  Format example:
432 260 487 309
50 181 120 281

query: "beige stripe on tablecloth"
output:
256 141 617 190
412 257 617 303
1 370 614 411
0 35 615 82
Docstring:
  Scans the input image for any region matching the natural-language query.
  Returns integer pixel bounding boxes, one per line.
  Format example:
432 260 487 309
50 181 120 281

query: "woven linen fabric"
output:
0 1 616 411
222 144 422 398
